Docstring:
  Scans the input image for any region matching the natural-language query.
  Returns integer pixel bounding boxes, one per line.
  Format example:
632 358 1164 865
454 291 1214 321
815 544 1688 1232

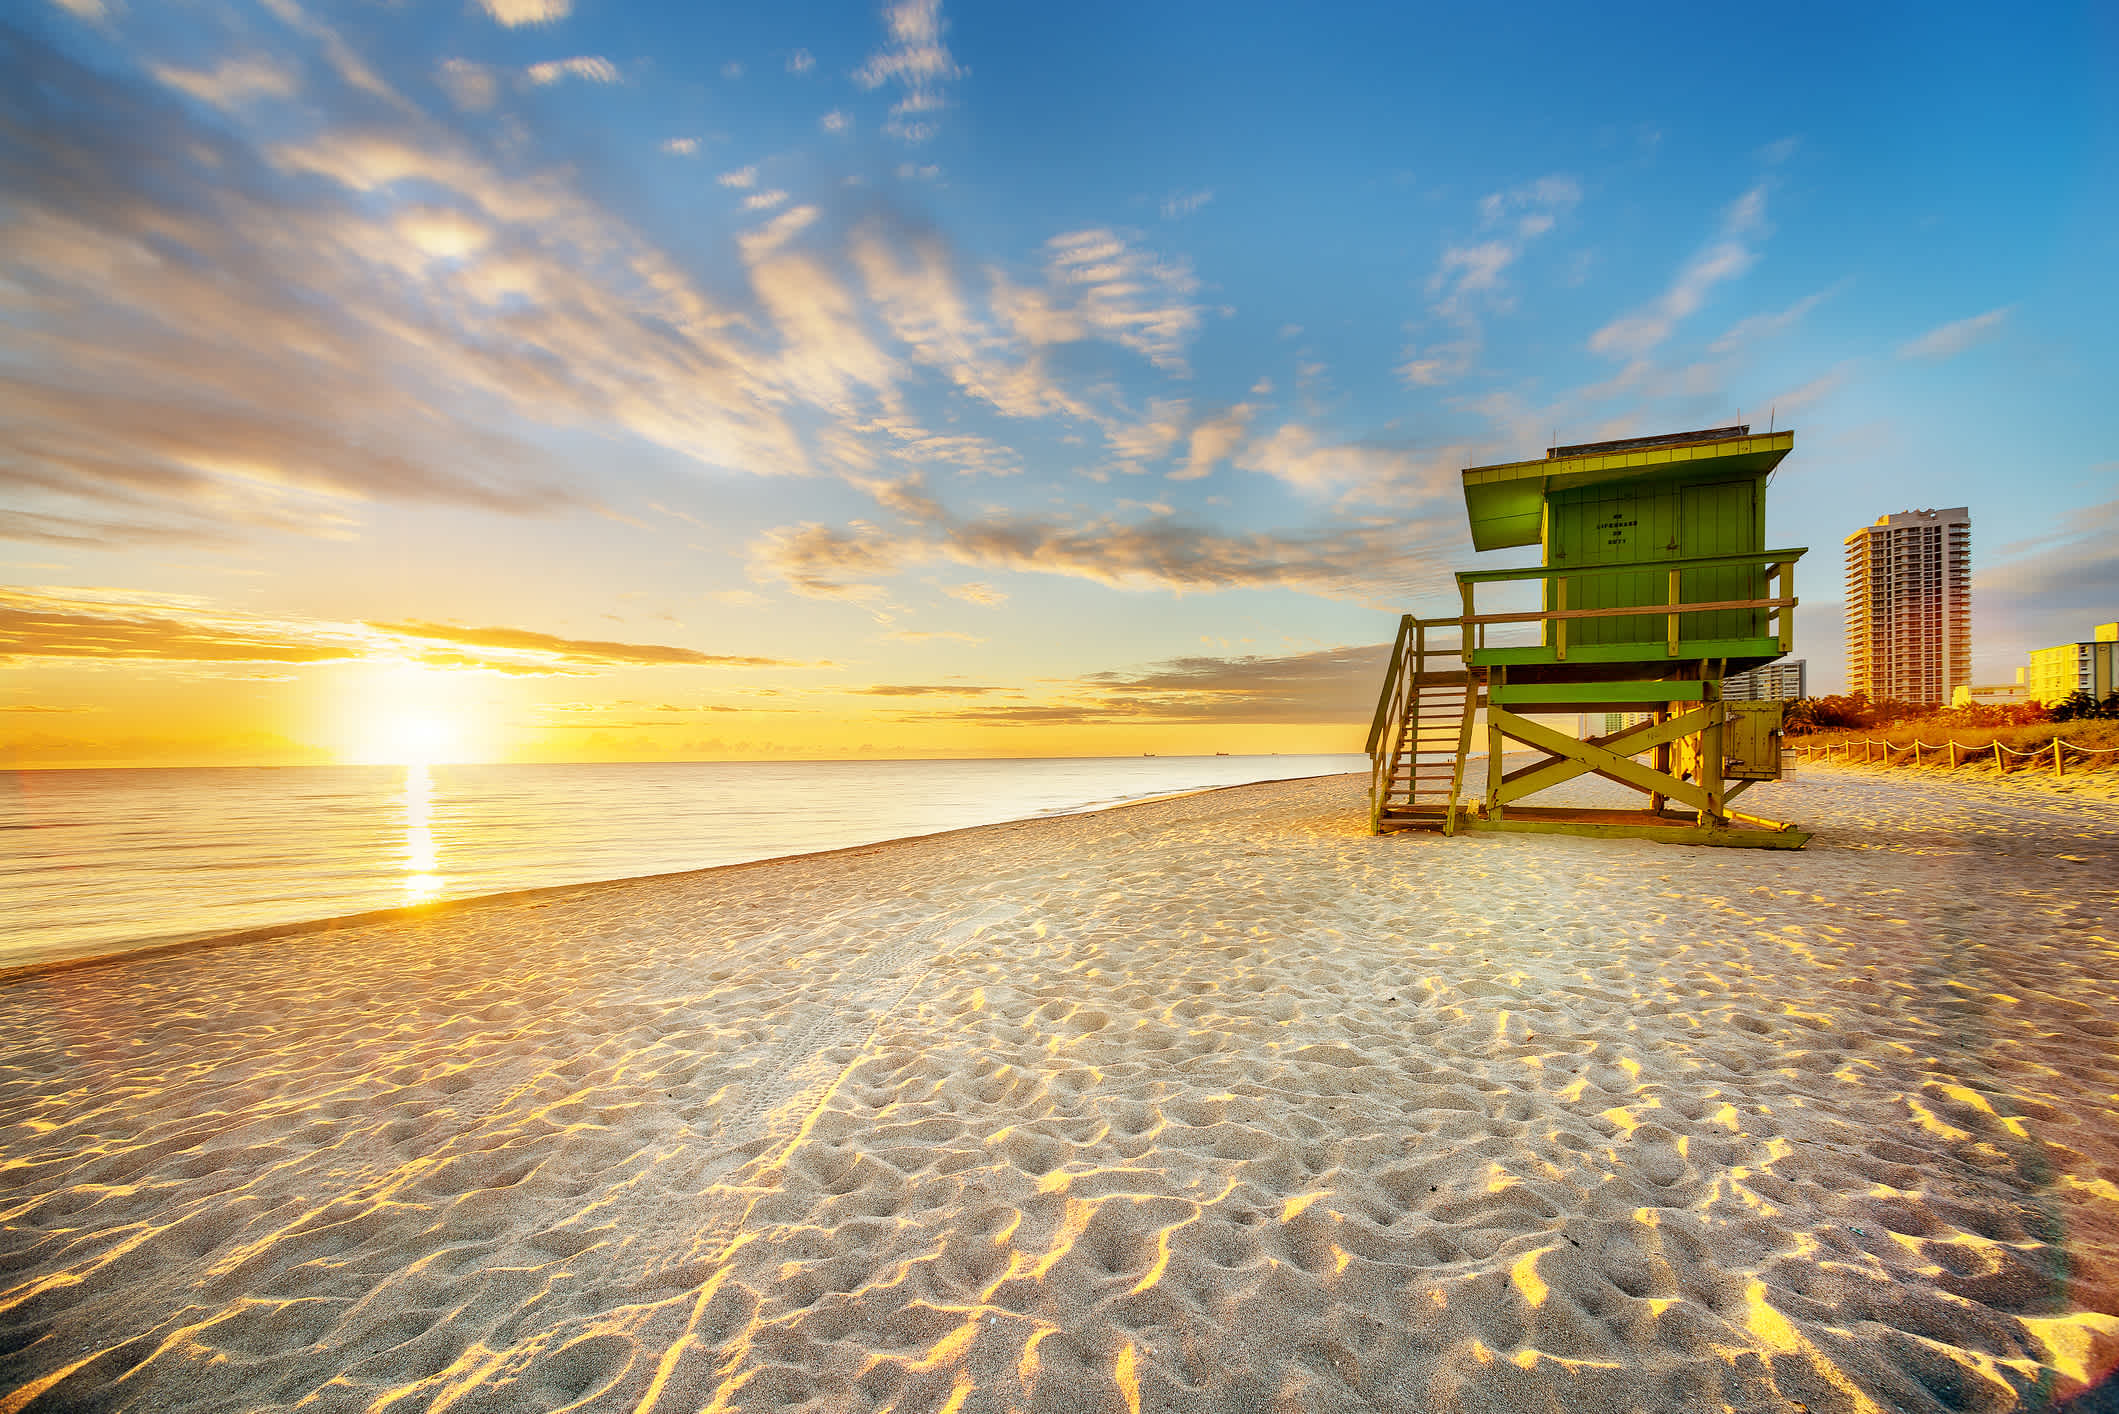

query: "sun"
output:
337 666 491 766
367 712 461 766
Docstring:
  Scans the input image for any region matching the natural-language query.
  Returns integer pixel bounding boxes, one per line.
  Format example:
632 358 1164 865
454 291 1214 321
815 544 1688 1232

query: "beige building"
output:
1843 508 1972 707
1952 671 2030 708
2027 622 2118 705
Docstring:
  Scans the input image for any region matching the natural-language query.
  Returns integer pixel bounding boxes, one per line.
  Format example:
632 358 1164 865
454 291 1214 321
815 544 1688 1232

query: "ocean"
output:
1 755 1363 969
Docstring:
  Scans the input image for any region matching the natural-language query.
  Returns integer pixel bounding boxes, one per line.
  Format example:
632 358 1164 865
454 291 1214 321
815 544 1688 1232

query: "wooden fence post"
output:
1948 741 1958 768
1993 742 2003 773
2055 740 2065 777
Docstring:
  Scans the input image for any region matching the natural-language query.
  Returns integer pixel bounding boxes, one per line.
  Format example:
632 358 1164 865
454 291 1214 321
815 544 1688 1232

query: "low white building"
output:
1952 673 2030 708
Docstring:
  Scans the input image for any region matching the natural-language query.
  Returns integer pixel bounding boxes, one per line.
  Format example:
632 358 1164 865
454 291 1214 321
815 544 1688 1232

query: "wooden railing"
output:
1453 548 1806 659
1365 614 1466 830
1365 614 1416 759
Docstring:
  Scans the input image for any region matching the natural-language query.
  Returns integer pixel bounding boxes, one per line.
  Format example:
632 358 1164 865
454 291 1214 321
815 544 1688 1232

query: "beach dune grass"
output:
3 768 2118 1411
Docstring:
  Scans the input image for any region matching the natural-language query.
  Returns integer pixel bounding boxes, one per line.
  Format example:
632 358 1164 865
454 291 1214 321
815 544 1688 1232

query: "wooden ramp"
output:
1366 618 1481 834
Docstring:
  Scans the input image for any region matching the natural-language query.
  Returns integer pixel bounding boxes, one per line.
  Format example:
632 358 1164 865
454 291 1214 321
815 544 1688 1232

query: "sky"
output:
3 0 2115 767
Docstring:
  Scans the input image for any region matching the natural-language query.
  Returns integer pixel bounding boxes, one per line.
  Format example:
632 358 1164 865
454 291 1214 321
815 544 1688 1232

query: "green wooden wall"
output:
1543 474 1765 648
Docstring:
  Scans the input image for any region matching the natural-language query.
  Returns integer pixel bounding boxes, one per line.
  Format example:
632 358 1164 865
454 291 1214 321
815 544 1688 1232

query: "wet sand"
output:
4 765 2119 1412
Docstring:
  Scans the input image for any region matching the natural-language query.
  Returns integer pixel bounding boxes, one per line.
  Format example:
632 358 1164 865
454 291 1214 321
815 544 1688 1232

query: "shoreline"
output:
0 769 1353 986
2 751 1330 775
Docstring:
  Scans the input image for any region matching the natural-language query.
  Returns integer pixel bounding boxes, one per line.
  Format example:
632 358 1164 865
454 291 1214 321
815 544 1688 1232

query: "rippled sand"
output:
5 765 2119 1413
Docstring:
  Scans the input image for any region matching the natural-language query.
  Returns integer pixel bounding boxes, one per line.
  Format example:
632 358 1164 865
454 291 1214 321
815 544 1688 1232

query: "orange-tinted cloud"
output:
368 621 808 670
751 478 1464 607
848 683 1005 696
881 643 1390 726
1 588 364 664
0 588 812 675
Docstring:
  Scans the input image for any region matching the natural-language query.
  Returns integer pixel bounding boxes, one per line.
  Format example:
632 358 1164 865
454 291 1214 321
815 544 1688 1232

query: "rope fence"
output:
1792 735 2119 778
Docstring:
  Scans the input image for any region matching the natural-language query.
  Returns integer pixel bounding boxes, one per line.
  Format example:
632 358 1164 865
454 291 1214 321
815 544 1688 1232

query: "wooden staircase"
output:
1366 616 1482 834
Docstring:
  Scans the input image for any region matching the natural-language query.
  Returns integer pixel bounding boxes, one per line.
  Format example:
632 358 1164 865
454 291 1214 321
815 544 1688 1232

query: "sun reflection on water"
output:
402 764 444 902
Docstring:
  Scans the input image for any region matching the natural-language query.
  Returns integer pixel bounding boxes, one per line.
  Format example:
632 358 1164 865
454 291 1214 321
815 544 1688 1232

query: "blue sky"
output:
2 0 2114 764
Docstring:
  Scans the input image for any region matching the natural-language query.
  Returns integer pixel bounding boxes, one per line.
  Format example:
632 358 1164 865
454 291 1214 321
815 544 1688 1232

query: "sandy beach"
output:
5 764 2119 1413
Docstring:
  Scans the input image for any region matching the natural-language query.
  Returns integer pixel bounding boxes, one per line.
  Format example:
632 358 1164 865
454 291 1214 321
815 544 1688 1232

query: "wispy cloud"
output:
525 56 618 86
1708 281 1845 355
1897 305 2013 360
1 587 365 666
436 58 496 111
886 643 1391 727
1105 399 1189 472
1589 184 1766 359
1161 188 1213 220
1076 643 1391 723
994 229 1202 373
151 56 297 109
1760 364 1854 420
883 627 987 642
845 221 1205 446
1399 176 1578 386
660 136 699 156
1 31 832 547
1173 404 1254 481
854 0 962 143
0 587 813 674
478 0 570 26
367 620 803 670
1760 136 1800 165
1233 424 1461 503
750 476 1465 606
850 682 1002 695
787 48 816 75
942 582 1006 606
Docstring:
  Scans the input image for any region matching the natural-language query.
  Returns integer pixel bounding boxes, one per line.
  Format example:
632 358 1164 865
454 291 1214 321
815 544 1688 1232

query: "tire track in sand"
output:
686 902 1024 1204
626 902 1025 1414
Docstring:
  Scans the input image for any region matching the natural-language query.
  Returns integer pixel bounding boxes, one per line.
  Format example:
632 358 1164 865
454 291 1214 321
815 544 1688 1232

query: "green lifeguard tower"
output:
1365 425 1809 847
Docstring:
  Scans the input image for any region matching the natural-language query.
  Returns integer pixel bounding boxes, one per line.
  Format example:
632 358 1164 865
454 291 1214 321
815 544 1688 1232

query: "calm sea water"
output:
0 756 1361 968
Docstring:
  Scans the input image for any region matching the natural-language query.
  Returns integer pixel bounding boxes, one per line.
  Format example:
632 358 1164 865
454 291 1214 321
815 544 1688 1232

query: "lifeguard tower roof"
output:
1461 425 1795 552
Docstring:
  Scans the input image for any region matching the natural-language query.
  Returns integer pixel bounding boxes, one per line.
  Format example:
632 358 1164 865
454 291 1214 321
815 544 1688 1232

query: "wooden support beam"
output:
1667 569 1681 656
1776 561 1796 653
1489 705 1715 813
1496 706 1718 804
1499 705 1714 785
1486 668 1505 820
1701 670 1725 823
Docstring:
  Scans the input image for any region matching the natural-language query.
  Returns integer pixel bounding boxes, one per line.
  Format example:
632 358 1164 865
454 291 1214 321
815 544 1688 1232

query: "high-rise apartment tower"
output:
1842 508 1971 707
